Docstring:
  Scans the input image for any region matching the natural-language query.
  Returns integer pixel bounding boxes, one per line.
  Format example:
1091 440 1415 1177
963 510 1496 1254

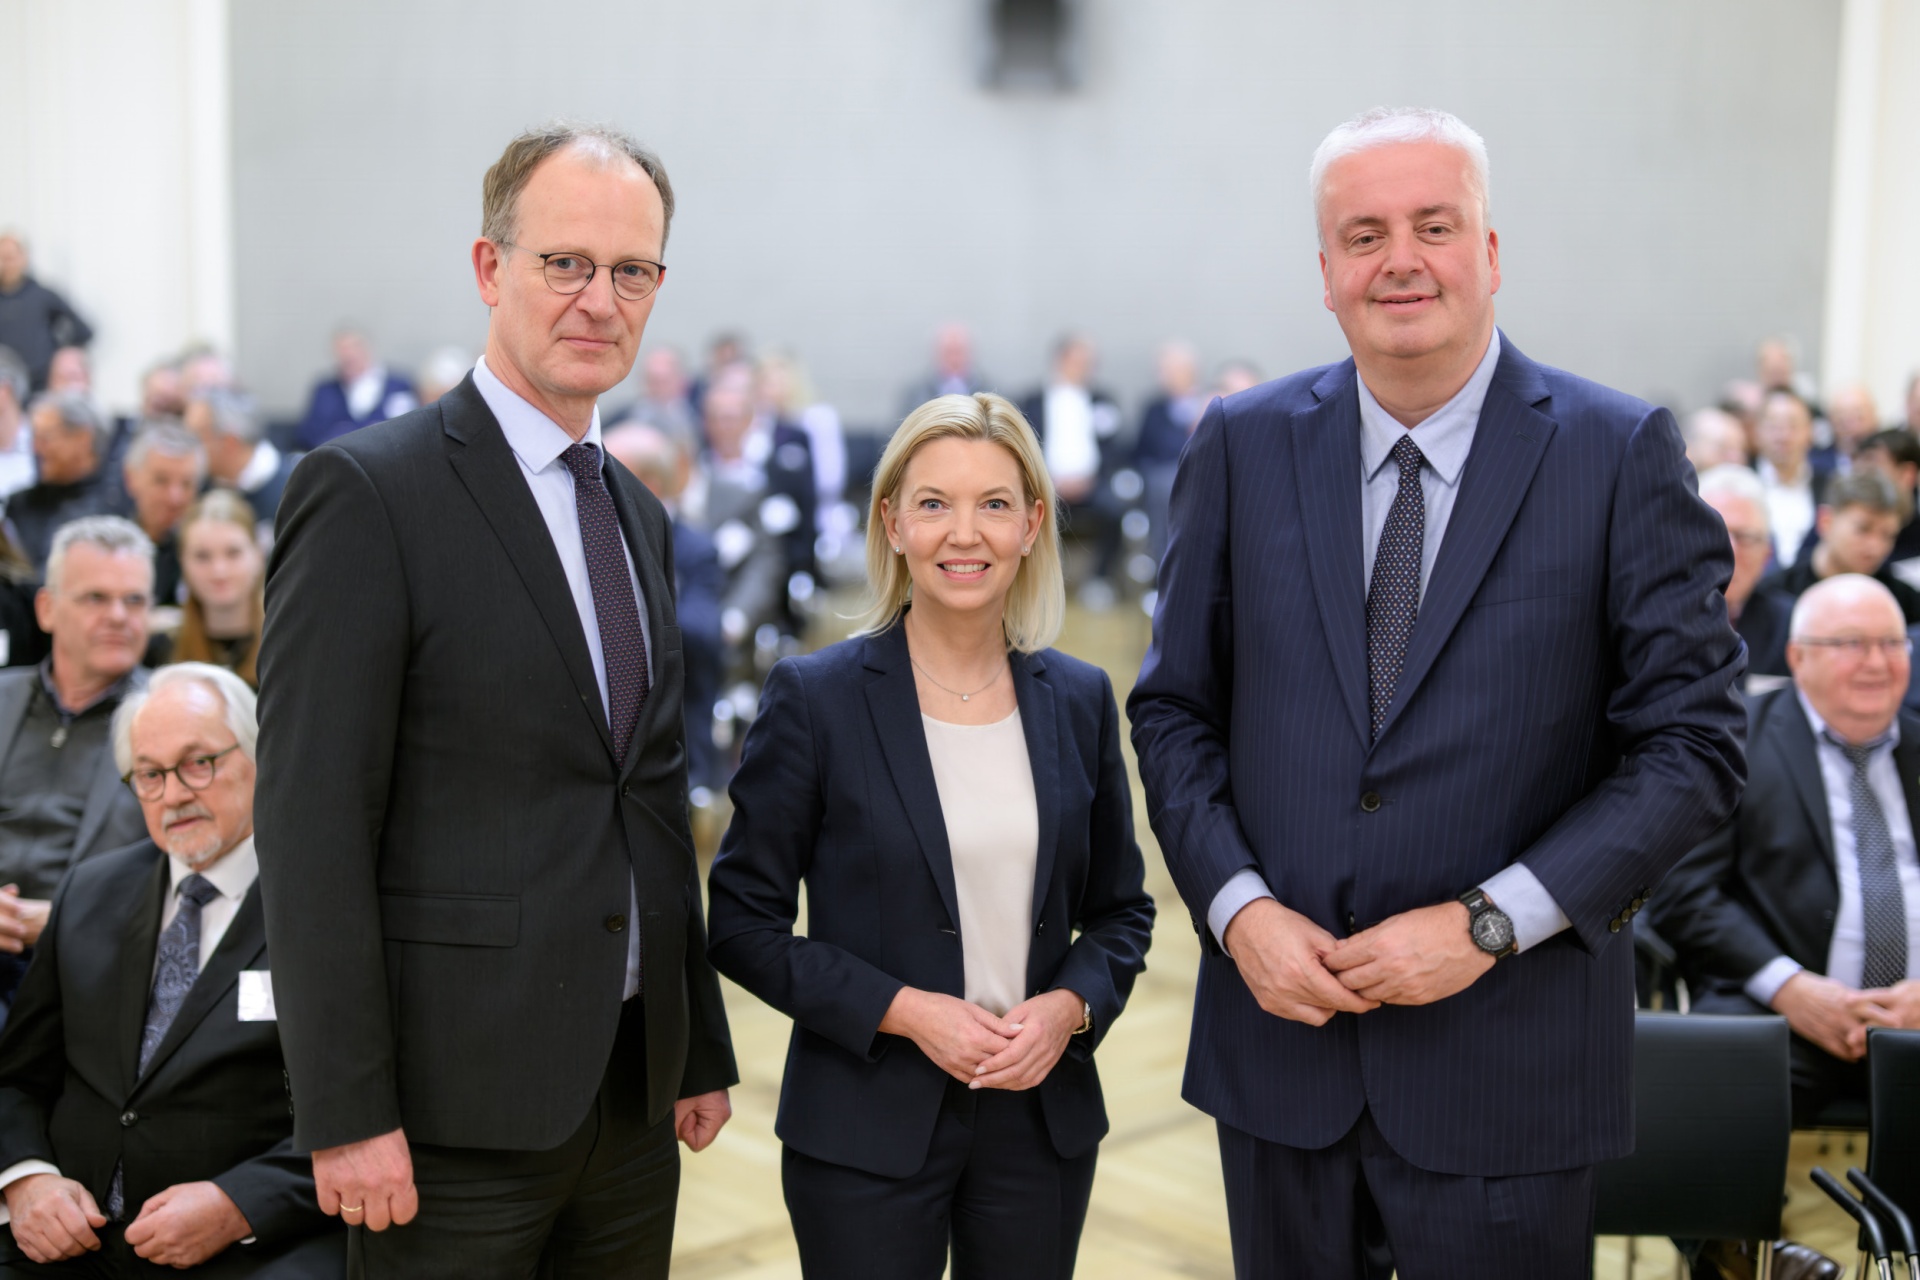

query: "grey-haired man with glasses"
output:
257 123 736 1279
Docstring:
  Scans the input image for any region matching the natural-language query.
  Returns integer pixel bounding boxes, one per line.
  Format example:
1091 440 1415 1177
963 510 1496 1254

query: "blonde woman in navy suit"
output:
707 392 1154 1279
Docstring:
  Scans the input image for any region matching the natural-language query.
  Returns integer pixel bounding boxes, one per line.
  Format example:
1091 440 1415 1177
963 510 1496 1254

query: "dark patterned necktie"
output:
561 444 650 765
1828 735 1910 988
111 873 220 1217
1366 435 1426 741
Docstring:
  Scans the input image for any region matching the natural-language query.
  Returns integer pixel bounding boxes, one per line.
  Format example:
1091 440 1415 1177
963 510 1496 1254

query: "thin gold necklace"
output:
910 655 1007 702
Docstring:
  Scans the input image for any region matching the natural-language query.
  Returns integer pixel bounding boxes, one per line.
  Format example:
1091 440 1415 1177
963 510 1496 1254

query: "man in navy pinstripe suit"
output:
1128 107 1747 1277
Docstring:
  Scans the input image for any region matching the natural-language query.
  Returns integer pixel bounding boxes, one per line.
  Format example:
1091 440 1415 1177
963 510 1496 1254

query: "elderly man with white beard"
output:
0 663 342 1277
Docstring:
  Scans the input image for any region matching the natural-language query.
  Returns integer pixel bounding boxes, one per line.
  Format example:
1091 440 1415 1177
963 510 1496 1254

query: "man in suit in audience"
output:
898 322 989 416
0 664 342 1276
1129 107 1746 1276
0 518 154 1016
292 330 416 451
1133 340 1207 565
1698 465 1793 687
10 399 115 577
1757 470 1920 625
115 426 204 611
1855 428 1920 568
1754 390 1830 569
691 374 799 656
257 123 736 1279
1654 574 1920 1122
185 393 300 537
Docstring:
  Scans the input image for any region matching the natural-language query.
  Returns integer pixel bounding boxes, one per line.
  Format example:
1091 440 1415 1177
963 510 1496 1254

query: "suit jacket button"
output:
620 785 631 798
1608 919 1622 933
120 1110 137 1127
605 914 627 933
1036 920 1046 934
1359 792 1382 813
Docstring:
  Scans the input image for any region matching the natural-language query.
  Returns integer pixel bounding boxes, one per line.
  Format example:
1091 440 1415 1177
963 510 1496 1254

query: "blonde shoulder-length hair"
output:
855 392 1064 653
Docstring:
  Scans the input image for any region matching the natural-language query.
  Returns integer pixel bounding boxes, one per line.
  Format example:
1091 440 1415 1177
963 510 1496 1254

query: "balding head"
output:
1789 574 1911 743
603 421 688 501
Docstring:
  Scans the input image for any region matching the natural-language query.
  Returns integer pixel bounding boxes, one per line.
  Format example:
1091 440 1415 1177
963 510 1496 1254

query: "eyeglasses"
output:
123 743 242 801
1728 531 1772 550
1794 636 1914 660
69 591 150 613
499 242 665 302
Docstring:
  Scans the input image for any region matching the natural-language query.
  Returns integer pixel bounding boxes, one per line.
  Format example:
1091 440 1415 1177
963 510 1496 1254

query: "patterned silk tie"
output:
1366 435 1426 741
561 443 651 766
1828 735 1910 989
111 873 220 1217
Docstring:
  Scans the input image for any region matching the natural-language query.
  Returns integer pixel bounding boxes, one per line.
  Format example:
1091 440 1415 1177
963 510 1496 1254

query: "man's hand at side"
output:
1223 898 1379 1026
674 1090 731 1153
1772 972 1872 1061
124 1181 251 1267
312 1127 416 1232
4 1173 104 1263
1325 902 1495 1006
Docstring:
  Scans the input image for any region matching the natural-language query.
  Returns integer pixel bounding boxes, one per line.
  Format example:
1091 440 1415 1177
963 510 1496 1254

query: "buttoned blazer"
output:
0 666 148 877
1127 335 1748 1176
1651 689 1920 999
0 840 341 1264
255 374 736 1154
706 623 1156 1178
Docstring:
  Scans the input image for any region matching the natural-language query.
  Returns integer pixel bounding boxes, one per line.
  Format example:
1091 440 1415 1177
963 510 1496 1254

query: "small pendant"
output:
961 694 970 701
49 727 66 749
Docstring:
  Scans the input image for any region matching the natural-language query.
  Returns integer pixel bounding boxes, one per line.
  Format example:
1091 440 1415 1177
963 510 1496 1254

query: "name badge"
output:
238 970 276 1022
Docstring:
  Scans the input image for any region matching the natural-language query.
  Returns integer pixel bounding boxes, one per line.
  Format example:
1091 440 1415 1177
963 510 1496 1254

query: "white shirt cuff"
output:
1479 865 1572 953
1208 869 1275 951
0 1160 62 1225
1746 955 1805 1007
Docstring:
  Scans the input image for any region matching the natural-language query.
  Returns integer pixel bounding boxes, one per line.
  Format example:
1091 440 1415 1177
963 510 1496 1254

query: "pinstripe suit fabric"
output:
1127 336 1748 1181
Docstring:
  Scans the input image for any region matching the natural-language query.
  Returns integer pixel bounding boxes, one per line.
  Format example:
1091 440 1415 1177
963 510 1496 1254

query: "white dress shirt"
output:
1744 696 1920 1004
474 356 650 1001
1043 384 1099 486
1757 459 1817 567
1207 332 1572 954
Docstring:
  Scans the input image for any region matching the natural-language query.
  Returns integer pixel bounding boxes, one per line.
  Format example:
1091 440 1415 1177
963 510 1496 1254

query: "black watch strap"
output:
1458 888 1518 958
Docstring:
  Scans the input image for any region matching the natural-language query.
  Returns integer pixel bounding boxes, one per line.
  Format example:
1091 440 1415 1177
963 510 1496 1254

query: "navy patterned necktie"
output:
1827 734 1910 988
1366 435 1426 741
561 443 650 766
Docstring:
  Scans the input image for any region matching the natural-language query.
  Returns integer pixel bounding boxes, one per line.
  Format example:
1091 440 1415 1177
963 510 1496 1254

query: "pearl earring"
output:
893 545 902 554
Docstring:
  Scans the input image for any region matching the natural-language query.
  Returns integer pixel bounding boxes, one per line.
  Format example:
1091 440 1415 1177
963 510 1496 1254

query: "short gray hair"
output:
125 420 207 479
481 122 675 251
112 662 258 775
27 391 107 461
1309 106 1491 242
0 347 26 406
1695 463 1769 528
193 389 264 445
45 515 153 595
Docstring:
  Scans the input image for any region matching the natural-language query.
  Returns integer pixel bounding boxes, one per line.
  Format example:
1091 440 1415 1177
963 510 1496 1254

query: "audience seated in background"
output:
0 528 44 674
1754 390 1830 568
1758 469 1920 625
1698 465 1792 686
40 352 86 401
0 350 35 500
603 422 725 798
0 663 345 1275
1653 574 1920 1127
1133 340 1205 563
712 363 814 636
184 392 296 537
616 346 697 440
1213 360 1263 399
1825 384 1882 466
0 237 91 397
293 328 415 450
150 494 263 689
1855 427 1920 568
758 352 843 531
0 517 154 1016
118 425 205 611
134 364 186 424
899 322 989 416
688 331 747 421
1020 335 1122 600
411 346 472 407
11 397 115 575
1682 406 1750 473
685 375 795 664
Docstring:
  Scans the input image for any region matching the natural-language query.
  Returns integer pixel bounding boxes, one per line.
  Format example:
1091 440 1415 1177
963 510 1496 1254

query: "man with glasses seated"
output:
0 518 153 1018
0 663 343 1276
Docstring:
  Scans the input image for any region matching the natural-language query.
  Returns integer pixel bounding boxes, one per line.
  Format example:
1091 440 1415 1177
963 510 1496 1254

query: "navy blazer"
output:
1128 335 1747 1177
707 622 1155 1178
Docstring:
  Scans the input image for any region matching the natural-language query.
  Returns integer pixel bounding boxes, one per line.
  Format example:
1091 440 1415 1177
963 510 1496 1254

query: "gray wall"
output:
230 0 1839 428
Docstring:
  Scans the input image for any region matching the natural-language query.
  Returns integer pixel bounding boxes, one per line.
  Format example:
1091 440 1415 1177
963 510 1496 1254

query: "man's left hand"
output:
123 1181 251 1267
674 1090 731 1152
1324 902 1495 1005
1850 980 1920 1032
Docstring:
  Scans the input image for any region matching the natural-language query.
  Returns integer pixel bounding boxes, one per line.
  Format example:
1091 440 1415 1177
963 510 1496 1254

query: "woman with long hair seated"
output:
707 392 1155 1279
154 490 264 686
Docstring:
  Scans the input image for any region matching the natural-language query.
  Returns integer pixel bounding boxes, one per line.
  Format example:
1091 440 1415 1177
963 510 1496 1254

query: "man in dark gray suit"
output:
0 517 152 1012
256 124 736 1279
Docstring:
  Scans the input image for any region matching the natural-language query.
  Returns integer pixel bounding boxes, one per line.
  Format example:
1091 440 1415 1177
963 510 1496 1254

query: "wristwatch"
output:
1072 998 1093 1035
1458 888 1517 958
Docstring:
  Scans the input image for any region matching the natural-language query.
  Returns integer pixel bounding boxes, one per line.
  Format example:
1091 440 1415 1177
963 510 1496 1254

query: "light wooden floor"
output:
670 600 1866 1278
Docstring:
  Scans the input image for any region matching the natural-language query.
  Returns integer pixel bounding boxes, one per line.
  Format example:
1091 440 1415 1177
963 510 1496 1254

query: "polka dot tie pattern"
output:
562 443 651 766
1366 434 1426 742
1828 734 1910 988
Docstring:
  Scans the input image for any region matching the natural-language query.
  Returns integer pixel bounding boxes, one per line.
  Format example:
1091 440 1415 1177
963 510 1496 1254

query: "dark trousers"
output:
0 1226 343 1278
1690 989 1869 1125
782 1079 1096 1280
357 998 677 1280
1218 1109 1596 1280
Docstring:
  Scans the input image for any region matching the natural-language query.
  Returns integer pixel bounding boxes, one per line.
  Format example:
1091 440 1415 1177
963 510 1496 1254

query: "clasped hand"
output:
879 987 1082 1091
1773 973 1920 1062
1224 898 1494 1026
5 1173 249 1267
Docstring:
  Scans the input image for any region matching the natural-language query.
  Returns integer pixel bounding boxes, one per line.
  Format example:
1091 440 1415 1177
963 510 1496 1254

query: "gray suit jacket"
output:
0 666 148 886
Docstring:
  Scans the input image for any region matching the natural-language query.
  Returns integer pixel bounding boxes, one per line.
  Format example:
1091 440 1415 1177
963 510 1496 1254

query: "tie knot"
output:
561 442 602 484
1390 434 1424 473
1824 731 1879 770
177 874 218 910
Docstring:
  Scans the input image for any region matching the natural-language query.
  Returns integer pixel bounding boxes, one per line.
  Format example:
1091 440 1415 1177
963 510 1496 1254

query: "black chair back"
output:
1594 1012 1791 1240
1867 1028 1920 1219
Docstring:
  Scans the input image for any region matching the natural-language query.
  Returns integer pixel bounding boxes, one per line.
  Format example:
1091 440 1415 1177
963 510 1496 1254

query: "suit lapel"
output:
1373 343 1557 745
1292 365 1370 746
1774 693 1836 870
72 726 133 858
606 462 675 787
1894 720 1920 866
115 856 169 1096
862 627 962 931
1010 652 1061 932
439 379 617 762
134 884 267 1090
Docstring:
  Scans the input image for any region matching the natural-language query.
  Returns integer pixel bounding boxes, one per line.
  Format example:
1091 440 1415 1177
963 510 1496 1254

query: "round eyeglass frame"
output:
123 743 244 801
499 241 665 302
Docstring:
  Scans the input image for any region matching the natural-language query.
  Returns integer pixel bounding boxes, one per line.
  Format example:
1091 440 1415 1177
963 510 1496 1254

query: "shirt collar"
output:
473 355 604 474
1797 688 1901 752
168 833 257 902
1357 328 1502 487
235 440 281 493
36 658 137 719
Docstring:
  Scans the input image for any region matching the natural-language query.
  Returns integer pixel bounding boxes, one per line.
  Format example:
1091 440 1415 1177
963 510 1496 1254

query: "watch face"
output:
1472 909 1515 954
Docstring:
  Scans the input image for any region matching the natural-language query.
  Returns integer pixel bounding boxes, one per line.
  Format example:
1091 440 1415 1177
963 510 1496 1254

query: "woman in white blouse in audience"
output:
706 392 1155 1280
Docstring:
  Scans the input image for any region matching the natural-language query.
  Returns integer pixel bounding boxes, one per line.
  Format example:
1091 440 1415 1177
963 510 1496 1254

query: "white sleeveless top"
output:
921 709 1040 1017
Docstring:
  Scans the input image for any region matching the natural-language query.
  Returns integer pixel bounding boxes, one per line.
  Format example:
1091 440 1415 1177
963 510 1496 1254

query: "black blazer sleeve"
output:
1646 814 1783 990
209 1136 323 1248
256 446 410 1150
706 660 907 1059
0 875 74 1170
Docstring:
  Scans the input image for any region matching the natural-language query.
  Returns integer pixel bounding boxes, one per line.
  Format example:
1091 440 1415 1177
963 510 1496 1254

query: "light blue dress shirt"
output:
1207 331 1573 954
474 356 650 999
